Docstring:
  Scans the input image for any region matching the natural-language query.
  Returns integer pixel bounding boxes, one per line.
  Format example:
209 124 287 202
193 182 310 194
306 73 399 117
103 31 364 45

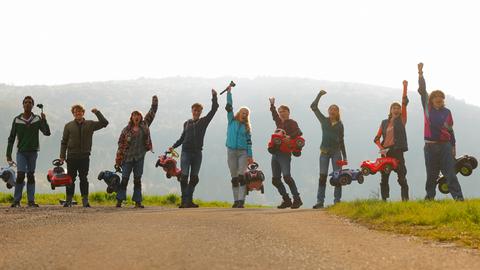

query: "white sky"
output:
1 0 479 105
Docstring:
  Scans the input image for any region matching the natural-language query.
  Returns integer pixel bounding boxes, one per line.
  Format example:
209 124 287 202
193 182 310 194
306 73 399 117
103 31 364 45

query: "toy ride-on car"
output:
98 167 122 194
437 155 478 194
244 162 265 195
267 128 306 157
155 149 182 179
0 163 16 189
360 157 399 176
329 160 364 186
47 159 73 190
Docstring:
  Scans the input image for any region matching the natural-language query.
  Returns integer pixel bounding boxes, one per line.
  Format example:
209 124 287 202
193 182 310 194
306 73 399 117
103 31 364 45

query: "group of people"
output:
5 63 465 209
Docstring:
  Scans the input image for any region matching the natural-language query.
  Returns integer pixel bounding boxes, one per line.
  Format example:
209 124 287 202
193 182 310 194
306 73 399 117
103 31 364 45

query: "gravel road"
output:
0 206 479 270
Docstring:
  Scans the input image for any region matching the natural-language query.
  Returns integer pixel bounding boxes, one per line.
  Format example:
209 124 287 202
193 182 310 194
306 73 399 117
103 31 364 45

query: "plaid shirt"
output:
115 104 157 165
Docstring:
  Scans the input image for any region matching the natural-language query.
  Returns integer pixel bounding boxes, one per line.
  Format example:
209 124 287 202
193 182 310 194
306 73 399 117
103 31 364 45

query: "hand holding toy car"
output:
247 157 254 165
219 81 236 95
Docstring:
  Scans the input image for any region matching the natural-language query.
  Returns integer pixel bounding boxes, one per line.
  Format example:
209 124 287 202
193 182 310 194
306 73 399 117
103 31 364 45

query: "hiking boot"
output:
277 197 292 209
232 201 239 208
116 200 122 208
28 201 39 208
135 202 145 208
187 201 199 208
291 196 303 209
312 202 324 209
10 201 20 208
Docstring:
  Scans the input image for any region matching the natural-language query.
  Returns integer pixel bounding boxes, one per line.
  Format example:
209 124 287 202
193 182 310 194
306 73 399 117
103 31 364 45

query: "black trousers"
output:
380 149 409 200
66 157 90 197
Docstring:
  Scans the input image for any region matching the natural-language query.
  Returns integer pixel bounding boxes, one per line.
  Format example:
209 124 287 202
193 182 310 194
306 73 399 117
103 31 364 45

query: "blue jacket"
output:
225 92 253 157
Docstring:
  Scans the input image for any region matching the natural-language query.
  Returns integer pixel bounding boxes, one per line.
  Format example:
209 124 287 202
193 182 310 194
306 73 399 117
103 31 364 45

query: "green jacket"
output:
60 111 109 159
6 113 51 159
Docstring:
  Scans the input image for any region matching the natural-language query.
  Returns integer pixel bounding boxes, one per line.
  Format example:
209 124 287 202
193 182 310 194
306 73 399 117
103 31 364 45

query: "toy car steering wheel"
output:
248 162 259 171
52 159 64 166
166 149 179 158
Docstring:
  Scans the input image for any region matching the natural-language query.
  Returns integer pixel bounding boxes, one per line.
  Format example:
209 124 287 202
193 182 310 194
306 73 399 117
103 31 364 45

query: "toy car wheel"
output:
468 157 478 169
459 163 473 177
106 186 114 194
357 174 364 184
261 186 265 194
339 174 352 186
51 184 55 190
292 152 301 157
6 183 13 189
437 177 449 194
383 165 393 174
296 139 305 148
361 167 370 176
166 174 171 179
47 175 51 183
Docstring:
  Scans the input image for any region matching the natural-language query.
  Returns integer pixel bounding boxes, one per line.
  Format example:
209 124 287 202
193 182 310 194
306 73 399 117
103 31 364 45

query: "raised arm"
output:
144 95 158 127
402 80 408 125
269 97 281 126
204 89 219 124
417 63 428 111
310 90 328 124
225 91 234 123
91 109 109 131
6 119 16 162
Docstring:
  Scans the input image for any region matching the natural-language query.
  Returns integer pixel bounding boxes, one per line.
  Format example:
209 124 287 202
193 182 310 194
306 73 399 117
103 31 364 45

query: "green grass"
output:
0 192 267 208
327 199 480 249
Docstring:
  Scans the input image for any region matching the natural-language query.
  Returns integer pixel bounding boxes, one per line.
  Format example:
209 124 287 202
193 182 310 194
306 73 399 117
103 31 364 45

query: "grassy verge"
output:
327 199 480 249
0 192 267 208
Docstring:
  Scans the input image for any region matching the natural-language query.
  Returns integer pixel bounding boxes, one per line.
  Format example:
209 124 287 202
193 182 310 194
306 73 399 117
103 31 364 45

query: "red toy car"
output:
267 129 305 157
360 157 399 176
47 159 73 190
155 150 182 179
244 162 265 194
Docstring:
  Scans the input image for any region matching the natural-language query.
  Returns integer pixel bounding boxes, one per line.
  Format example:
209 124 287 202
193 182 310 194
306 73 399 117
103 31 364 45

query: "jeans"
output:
271 153 300 199
380 149 409 201
317 150 342 204
14 151 38 202
180 151 203 200
66 157 90 199
117 157 145 203
424 143 463 200
227 148 248 201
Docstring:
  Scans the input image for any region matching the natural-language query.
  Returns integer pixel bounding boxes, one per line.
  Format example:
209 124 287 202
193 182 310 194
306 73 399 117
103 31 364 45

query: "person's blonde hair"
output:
235 107 251 133
328 104 341 122
71 104 85 114
429 90 445 106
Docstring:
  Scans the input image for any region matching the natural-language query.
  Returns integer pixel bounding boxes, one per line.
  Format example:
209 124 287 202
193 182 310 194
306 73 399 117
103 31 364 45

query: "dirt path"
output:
0 206 479 270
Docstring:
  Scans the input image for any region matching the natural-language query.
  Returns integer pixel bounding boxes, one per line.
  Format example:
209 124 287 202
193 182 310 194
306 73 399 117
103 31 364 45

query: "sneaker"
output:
312 202 324 209
291 197 303 209
232 201 239 208
187 201 199 208
135 202 145 208
116 200 122 208
237 200 245 208
28 201 39 208
10 201 20 208
277 198 292 209
63 201 73 207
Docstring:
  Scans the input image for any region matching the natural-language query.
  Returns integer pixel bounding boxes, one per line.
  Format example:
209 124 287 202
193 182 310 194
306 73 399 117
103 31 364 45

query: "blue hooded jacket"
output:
225 92 253 157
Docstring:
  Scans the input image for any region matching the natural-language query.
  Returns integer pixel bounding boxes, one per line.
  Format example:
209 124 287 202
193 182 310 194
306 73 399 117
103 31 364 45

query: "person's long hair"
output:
234 107 251 133
328 104 341 122
129 111 143 126
388 102 401 119
428 90 446 107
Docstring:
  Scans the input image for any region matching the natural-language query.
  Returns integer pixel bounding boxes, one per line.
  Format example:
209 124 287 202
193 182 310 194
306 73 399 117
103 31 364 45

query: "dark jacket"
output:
6 113 51 159
172 94 218 152
60 111 109 159
376 117 408 152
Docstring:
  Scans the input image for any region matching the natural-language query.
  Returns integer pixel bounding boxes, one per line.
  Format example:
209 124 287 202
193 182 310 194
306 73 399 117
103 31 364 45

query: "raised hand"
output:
91 108 98 114
269 97 275 105
212 89 217 96
40 112 46 120
418 62 424 73
319 90 327 96
403 80 408 88
152 95 158 106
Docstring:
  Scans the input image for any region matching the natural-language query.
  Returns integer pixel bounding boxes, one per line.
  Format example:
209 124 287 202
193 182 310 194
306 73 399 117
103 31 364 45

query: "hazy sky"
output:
1 0 479 105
